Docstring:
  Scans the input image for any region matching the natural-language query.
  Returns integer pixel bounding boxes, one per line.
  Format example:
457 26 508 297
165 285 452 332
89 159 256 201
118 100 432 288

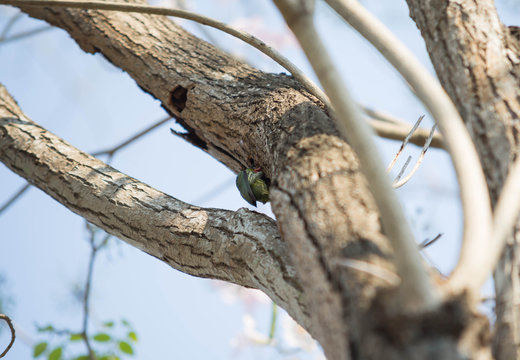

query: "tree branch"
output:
0 0 331 109
0 0 443 148
0 83 308 332
404 1 520 357
92 115 171 158
273 0 439 311
0 314 15 358
369 118 444 149
0 182 30 214
324 0 493 299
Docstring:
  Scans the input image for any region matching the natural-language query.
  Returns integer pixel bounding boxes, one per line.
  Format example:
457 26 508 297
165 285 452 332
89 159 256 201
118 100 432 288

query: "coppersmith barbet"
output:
236 167 269 207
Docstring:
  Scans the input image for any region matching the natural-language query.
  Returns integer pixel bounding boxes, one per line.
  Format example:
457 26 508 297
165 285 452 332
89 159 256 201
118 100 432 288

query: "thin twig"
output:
392 155 411 184
393 123 437 189
332 258 400 286
92 116 171 157
369 118 444 149
0 183 30 215
82 224 110 360
360 105 409 126
323 0 493 296
82 224 97 360
419 233 443 249
0 314 15 358
0 25 51 45
387 115 424 172
274 0 439 309
0 11 22 38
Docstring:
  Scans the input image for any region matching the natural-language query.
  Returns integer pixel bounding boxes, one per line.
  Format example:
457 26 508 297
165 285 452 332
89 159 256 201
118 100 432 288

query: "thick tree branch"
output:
405 0 520 358
324 0 493 298
0 84 309 331
273 0 438 313
0 0 444 149
0 0 331 109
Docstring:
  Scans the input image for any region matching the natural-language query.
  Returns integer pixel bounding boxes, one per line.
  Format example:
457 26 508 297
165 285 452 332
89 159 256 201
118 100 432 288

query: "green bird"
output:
236 167 270 207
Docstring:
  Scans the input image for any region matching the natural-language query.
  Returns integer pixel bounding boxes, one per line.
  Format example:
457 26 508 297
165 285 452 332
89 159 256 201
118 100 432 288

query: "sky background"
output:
0 0 519 359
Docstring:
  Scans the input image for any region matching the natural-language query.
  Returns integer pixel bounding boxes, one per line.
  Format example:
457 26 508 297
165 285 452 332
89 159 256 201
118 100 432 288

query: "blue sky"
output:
0 0 518 358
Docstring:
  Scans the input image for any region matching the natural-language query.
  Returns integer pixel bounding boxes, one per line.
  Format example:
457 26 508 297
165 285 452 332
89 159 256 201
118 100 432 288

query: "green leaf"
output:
118 341 133 355
72 356 89 360
98 355 119 360
37 325 55 333
121 319 131 328
93 333 111 342
33 342 48 357
69 333 83 341
103 321 115 328
127 331 138 342
47 347 62 360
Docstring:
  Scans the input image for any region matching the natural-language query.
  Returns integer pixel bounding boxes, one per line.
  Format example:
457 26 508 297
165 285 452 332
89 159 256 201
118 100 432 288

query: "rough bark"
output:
405 1 520 358
16 4 389 358
0 1 494 359
0 84 308 329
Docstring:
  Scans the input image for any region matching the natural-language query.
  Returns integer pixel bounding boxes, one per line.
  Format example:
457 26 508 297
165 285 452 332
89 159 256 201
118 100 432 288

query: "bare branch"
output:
0 116 171 217
0 11 22 38
0 182 30 215
360 105 408 126
369 118 444 149
387 115 424 172
331 258 400 286
92 116 171 158
393 124 437 189
392 155 411 185
273 0 440 310
323 0 493 297
81 224 110 360
0 83 308 332
0 314 15 358
0 25 51 45
419 233 443 249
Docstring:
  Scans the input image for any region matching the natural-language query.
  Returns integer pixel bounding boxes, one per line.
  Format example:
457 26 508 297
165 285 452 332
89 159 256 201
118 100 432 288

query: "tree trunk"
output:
406 1 520 358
